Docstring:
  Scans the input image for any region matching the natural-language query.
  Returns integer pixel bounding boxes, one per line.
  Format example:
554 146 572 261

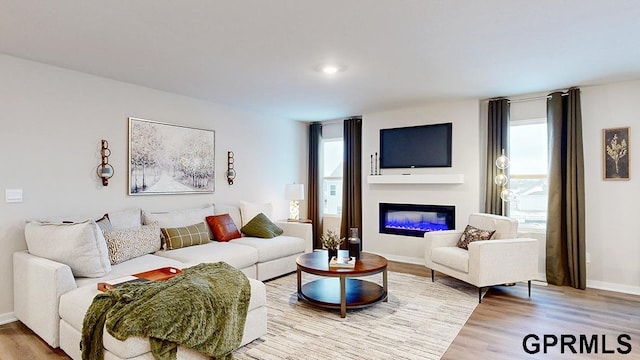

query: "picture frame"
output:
128 117 215 194
603 127 630 181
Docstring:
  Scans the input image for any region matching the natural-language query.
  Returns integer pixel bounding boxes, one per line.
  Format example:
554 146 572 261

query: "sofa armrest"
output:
424 230 462 268
276 221 313 253
13 250 77 348
468 238 538 287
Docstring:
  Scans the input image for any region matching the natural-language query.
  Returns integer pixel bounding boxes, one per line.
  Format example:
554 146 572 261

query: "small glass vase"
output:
328 248 338 260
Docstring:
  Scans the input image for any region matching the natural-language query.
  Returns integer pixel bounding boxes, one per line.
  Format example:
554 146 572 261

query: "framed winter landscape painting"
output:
128 117 215 195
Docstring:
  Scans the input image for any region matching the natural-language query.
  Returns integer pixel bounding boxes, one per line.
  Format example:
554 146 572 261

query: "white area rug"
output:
234 271 480 360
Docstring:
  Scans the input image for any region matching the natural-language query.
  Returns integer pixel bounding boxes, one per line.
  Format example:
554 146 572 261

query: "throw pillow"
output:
456 225 496 250
103 222 162 265
24 220 111 277
161 222 211 250
95 214 113 233
241 213 284 238
239 200 274 228
206 214 241 242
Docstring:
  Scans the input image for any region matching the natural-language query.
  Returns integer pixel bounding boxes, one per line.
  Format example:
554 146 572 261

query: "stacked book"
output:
329 256 356 268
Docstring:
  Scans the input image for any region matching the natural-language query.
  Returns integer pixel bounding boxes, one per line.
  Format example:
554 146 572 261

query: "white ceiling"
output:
2 1 640 121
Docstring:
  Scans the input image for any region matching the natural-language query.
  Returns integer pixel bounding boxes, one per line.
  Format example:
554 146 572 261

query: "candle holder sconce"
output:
226 151 236 185
97 139 114 186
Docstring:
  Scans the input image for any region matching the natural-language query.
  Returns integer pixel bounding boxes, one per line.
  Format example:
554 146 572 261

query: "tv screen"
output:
380 122 452 168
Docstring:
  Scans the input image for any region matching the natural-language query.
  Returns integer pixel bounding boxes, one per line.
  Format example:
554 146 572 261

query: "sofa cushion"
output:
230 235 305 263
104 222 162 264
107 208 142 231
214 204 243 232
432 247 470 273
161 222 211 250
143 205 215 239
24 220 111 278
456 224 496 250
95 215 113 232
239 201 273 227
240 213 283 238
206 214 241 242
154 242 258 270
74 254 186 288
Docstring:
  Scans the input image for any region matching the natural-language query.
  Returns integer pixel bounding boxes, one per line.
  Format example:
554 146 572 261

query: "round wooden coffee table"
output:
296 250 388 318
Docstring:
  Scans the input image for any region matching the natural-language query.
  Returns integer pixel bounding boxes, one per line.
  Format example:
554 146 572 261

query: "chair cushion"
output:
432 247 470 273
456 225 496 250
206 214 241 242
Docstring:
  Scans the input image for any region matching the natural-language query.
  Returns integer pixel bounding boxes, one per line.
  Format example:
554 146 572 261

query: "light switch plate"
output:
5 189 23 203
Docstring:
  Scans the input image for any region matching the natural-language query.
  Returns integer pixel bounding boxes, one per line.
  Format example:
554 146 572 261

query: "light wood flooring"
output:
1 261 639 359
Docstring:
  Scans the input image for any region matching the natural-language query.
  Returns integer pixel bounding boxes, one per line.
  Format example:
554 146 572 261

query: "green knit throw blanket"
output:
81 262 251 360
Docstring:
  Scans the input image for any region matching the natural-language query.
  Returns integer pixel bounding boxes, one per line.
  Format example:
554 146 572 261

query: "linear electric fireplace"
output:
379 203 455 237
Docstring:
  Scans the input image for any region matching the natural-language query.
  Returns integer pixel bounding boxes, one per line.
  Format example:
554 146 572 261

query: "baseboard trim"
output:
0 312 17 326
587 280 640 296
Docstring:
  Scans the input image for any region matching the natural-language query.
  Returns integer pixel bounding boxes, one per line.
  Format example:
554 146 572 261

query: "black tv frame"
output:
379 122 452 169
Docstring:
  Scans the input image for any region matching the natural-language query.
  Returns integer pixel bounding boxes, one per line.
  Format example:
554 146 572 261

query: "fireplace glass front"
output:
379 203 455 237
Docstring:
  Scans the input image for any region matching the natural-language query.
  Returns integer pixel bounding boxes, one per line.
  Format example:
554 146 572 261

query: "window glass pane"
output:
508 119 547 229
322 139 343 215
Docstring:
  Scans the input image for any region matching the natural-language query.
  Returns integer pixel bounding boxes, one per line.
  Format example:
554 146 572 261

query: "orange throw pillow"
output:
206 214 241 242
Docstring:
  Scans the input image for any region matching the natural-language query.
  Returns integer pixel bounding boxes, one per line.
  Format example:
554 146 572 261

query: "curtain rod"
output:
507 91 570 104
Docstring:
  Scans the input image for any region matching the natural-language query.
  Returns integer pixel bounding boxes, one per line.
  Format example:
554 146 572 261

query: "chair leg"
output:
528 280 532 298
478 287 483 303
431 269 435 282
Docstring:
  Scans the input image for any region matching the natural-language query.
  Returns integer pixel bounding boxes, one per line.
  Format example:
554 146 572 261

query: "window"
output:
508 118 548 230
322 139 343 215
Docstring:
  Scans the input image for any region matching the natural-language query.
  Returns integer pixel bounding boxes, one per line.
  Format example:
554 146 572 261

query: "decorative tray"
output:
97 266 182 292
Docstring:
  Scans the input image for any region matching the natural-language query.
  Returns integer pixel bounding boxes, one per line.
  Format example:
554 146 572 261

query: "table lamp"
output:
285 183 304 221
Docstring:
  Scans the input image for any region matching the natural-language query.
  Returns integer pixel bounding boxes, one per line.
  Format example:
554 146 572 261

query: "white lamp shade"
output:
285 183 305 201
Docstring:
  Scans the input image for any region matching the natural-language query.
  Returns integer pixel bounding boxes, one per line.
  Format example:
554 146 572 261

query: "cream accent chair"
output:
424 213 538 302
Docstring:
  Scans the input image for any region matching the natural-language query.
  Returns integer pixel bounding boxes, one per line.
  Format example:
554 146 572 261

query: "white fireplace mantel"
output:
366 174 464 184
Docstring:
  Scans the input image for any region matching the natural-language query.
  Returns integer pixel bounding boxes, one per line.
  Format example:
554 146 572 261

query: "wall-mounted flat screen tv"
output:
380 122 452 168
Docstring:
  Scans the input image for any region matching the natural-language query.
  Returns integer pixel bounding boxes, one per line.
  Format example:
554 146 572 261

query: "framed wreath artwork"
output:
603 127 630 181
128 117 215 194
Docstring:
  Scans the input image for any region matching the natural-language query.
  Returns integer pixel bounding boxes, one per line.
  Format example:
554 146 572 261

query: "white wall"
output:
0 54 308 319
361 100 482 264
581 80 640 294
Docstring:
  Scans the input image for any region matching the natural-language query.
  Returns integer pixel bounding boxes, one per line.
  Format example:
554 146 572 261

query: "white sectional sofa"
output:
13 202 312 360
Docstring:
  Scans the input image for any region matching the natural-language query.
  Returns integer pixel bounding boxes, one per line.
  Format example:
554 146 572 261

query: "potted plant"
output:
320 230 344 259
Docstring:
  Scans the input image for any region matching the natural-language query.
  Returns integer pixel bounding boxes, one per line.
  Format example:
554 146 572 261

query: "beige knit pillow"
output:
103 222 162 264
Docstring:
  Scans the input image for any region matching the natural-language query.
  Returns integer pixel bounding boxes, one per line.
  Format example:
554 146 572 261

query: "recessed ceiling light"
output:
316 64 346 75
322 65 339 74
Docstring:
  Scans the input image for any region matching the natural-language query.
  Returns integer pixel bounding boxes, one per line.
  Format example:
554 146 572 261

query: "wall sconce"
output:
285 183 305 221
97 139 114 186
226 151 236 185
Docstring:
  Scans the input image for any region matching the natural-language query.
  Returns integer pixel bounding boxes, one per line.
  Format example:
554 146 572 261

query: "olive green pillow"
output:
161 222 210 250
240 213 283 238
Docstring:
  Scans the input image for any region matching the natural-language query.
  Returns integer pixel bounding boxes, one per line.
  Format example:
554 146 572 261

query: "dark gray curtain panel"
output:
308 122 323 249
340 117 363 245
485 98 510 215
546 88 586 289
